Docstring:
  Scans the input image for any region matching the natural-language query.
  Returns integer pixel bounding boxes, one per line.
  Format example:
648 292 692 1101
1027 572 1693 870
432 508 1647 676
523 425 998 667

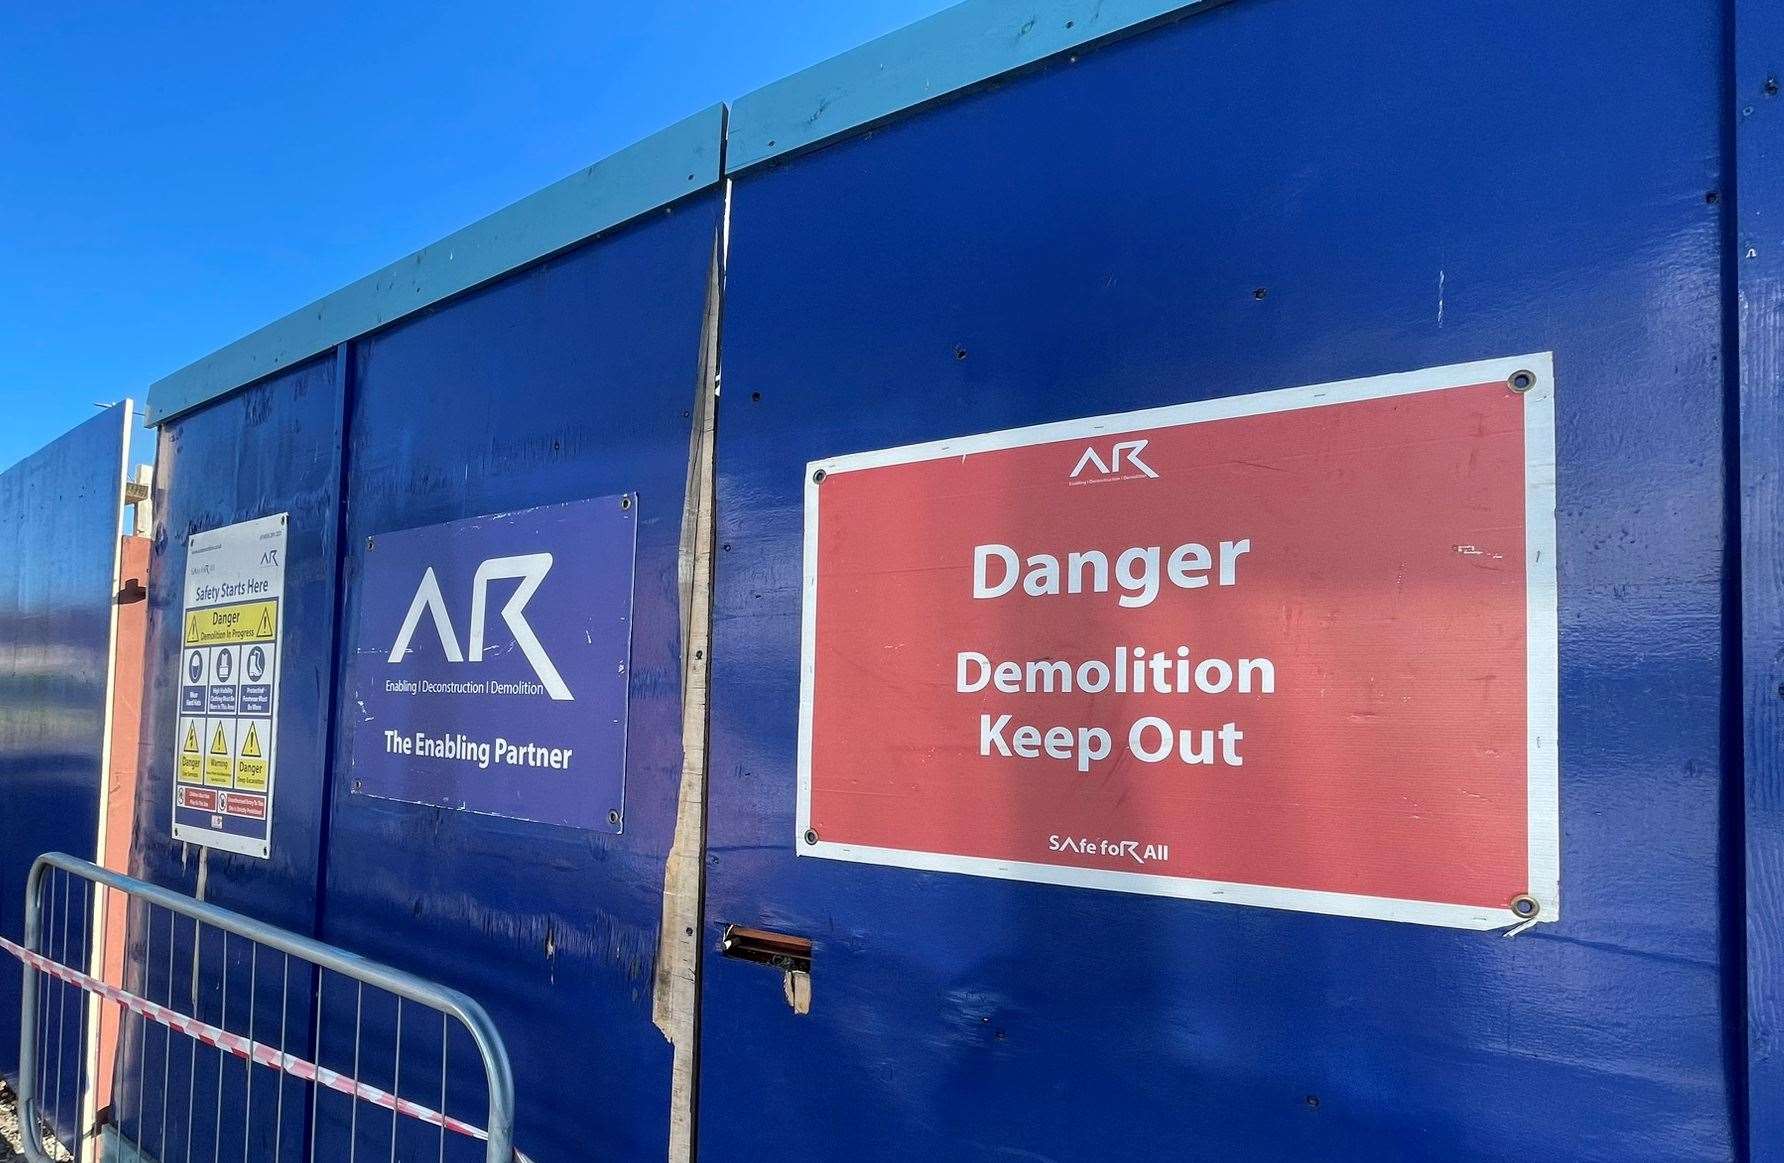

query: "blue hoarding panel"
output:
120 353 345 1160
703 2 1735 1160
348 497 636 831
0 403 129 1101
316 192 722 1161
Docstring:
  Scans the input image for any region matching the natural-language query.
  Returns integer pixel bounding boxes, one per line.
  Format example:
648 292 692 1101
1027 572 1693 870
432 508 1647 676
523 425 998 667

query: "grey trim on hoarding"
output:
147 1 1233 429
145 105 726 427
724 0 1215 174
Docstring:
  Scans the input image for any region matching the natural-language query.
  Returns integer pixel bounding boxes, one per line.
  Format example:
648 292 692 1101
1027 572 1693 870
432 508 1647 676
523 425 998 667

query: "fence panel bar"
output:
7 852 521 1163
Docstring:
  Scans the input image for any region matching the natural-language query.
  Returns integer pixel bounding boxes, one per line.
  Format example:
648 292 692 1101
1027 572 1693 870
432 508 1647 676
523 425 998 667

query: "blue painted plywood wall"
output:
0 403 129 1095
313 194 723 1162
702 1 1741 1158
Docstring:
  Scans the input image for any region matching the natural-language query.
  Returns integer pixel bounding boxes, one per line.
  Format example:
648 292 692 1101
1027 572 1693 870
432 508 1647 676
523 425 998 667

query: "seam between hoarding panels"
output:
1717 0 1749 1155
80 398 135 1144
1731 0 1784 1155
654 112 729 1163
301 339 357 1163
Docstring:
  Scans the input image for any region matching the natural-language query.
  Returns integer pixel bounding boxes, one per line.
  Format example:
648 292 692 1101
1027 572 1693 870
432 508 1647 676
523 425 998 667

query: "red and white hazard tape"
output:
0 934 515 1155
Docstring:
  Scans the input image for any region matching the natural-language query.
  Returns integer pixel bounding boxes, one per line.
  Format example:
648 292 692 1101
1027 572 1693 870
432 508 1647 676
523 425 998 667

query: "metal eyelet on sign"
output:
803 829 819 846
1508 369 1537 393
811 469 826 484
1509 893 1540 919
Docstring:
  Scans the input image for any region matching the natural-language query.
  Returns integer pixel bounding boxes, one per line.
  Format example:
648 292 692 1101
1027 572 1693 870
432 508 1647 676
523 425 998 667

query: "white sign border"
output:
797 353 1559 932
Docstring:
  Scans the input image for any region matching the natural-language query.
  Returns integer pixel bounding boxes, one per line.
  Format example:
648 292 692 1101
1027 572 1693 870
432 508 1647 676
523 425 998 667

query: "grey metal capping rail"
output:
144 104 725 427
10 851 517 1162
144 2 1237 432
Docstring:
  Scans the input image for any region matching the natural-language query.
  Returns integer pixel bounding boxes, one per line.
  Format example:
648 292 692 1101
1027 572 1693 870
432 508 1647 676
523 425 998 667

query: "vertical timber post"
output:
654 197 727 1161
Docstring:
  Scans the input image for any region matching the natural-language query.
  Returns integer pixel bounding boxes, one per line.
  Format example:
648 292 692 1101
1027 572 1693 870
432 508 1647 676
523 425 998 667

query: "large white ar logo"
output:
1070 438 1158 481
386 554 572 701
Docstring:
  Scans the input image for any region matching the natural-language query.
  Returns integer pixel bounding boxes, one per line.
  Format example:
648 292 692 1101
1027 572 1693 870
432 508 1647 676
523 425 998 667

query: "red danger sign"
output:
798 356 1558 929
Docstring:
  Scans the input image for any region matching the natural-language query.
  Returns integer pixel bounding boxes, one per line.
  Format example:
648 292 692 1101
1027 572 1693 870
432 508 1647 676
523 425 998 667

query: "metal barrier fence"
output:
3 852 522 1162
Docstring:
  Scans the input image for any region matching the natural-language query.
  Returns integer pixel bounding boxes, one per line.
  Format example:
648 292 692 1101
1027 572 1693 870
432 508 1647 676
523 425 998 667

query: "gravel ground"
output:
0 1081 22 1160
0 1081 72 1162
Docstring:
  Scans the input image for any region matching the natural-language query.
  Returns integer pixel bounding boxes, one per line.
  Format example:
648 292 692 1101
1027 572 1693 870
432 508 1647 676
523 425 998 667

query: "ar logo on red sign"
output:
798 355 1559 931
1069 439 1158 483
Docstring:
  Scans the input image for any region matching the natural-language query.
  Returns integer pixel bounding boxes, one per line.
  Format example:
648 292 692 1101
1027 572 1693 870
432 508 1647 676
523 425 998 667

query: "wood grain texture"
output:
653 230 724 1163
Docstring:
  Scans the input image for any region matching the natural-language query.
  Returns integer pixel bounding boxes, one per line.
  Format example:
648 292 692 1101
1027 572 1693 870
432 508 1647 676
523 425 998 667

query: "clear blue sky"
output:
0 1 949 472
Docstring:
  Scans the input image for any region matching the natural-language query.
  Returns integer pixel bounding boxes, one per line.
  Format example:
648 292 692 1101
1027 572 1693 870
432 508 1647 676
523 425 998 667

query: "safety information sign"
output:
799 355 1559 930
346 497 636 831
172 512 287 858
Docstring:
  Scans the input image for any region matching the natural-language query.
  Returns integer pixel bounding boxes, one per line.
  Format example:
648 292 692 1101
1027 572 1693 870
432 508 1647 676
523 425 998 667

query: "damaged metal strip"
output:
653 206 726 1163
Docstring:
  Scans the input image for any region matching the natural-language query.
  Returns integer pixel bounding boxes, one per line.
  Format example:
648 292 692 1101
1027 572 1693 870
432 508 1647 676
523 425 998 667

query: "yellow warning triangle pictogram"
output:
241 723 262 758
256 608 274 636
210 724 230 755
183 724 199 754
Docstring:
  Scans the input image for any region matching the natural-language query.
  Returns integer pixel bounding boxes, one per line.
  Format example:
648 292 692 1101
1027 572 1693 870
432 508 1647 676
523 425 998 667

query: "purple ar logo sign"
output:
350 496 635 832
386 553 571 700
